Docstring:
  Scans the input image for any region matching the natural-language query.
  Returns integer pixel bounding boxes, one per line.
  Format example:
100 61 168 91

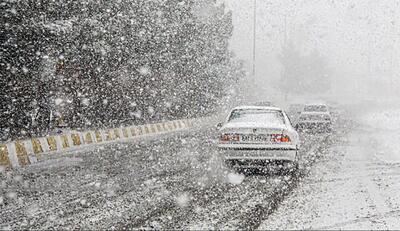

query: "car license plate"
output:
240 134 270 143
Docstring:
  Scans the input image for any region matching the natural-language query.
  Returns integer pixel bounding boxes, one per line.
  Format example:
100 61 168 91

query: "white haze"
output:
223 0 400 104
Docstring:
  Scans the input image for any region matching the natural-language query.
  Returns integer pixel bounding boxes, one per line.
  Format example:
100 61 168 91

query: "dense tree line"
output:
0 0 244 141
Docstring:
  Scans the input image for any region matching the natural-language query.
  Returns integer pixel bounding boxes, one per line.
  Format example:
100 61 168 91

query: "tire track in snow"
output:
126 133 329 229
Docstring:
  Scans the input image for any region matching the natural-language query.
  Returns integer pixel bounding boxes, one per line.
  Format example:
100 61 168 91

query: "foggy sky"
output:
223 0 400 100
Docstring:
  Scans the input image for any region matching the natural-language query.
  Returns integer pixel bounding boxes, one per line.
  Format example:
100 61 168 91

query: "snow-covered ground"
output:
0 111 334 229
259 106 400 229
361 109 400 164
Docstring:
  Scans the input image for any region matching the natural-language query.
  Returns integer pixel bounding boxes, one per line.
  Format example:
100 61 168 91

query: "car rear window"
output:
301 114 330 120
304 105 328 112
228 109 285 124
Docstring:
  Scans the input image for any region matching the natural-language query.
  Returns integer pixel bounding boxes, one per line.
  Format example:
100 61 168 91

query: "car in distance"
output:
296 103 332 132
216 106 300 172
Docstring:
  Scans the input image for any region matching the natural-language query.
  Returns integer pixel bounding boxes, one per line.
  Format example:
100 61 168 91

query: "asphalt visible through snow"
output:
0 112 346 230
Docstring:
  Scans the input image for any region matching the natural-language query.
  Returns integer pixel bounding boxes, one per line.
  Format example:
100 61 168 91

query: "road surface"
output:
259 106 400 230
1 112 345 229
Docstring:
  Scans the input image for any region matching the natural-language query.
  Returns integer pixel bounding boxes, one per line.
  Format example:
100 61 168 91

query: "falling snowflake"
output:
54 98 63 106
133 110 142 118
81 98 90 106
80 199 87 206
175 192 191 208
6 192 17 199
148 106 155 114
22 66 29 73
138 66 151 75
227 173 245 185
165 102 172 108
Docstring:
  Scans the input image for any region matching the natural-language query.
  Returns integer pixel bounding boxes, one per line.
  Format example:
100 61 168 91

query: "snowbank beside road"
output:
258 108 400 230
360 109 400 164
362 109 400 131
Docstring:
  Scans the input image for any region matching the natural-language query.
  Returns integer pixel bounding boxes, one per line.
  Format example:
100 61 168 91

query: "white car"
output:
296 103 332 132
216 106 300 171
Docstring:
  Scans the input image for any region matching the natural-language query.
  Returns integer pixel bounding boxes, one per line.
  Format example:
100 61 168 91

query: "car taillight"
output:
280 135 291 142
220 134 239 142
271 134 291 143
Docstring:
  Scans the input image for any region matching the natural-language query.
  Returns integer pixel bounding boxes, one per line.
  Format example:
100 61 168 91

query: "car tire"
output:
292 161 299 171
276 160 297 176
283 150 300 175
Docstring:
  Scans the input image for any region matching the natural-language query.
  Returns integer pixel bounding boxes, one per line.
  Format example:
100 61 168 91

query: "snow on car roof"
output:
305 102 328 106
231 105 282 111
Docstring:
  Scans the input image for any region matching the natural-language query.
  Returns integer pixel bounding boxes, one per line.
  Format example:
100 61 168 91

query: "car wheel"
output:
280 149 300 175
290 160 299 170
274 160 289 174
277 161 298 176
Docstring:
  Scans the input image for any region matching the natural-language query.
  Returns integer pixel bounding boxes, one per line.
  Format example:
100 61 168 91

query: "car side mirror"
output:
216 122 223 130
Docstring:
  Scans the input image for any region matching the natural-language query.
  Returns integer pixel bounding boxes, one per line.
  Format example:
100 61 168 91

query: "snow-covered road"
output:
0 111 343 229
259 107 400 229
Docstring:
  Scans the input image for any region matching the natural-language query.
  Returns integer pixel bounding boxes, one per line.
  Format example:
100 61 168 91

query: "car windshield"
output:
228 109 285 125
304 105 328 112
